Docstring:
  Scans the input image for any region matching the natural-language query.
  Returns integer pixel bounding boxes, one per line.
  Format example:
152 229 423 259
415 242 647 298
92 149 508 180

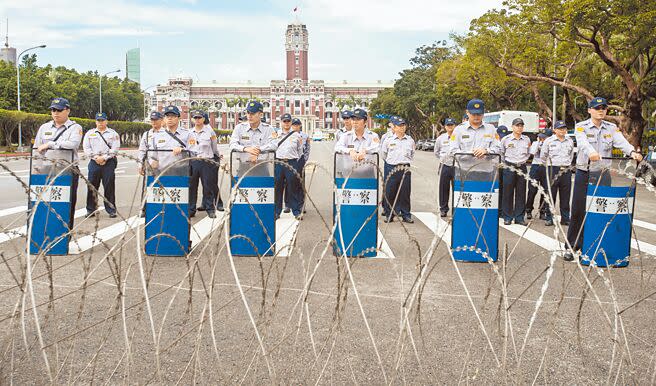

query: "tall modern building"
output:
126 48 140 84
153 21 392 132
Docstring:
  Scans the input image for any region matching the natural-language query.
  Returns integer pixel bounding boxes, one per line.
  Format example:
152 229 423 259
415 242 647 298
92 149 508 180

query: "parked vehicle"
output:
423 139 435 151
483 110 541 140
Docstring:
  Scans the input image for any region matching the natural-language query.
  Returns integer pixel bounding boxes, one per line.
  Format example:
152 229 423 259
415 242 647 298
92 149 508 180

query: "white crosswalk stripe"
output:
0 208 99 244
275 213 300 257
0 206 28 219
413 212 452 246
190 212 226 252
69 215 144 254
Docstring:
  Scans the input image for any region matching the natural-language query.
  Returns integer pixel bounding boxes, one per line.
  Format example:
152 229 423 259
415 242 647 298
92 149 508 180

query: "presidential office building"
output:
152 21 392 133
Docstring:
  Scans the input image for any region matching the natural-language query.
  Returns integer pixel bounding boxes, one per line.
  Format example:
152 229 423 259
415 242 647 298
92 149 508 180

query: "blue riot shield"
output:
229 151 275 257
451 153 500 262
144 150 191 256
581 157 636 267
333 153 379 258
28 149 75 255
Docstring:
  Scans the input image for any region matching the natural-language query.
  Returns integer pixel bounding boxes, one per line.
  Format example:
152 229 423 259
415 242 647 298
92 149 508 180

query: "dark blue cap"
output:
191 110 204 118
390 116 406 126
163 105 181 116
588 97 608 108
95 112 107 120
352 108 367 120
291 118 302 125
150 111 163 120
466 99 485 114
538 133 548 140
544 129 553 136
49 97 70 110
246 100 263 113
444 118 456 125
497 125 508 135
554 120 567 129
341 110 354 119
281 113 292 121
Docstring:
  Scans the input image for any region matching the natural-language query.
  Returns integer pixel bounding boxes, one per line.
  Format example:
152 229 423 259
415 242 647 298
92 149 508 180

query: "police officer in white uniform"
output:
82 112 120 218
188 110 220 218
293 118 311 214
525 131 550 221
157 105 192 174
499 118 531 225
33 97 83 226
335 110 353 142
334 108 380 158
274 115 304 219
434 117 456 217
229 100 278 176
380 116 415 223
564 97 642 261
541 120 574 226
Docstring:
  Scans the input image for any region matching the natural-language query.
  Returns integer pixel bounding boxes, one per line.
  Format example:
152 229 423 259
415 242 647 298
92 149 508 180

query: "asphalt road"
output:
1 141 656 384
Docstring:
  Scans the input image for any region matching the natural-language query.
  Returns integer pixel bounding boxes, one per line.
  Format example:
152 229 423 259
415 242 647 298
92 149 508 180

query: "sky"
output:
0 0 504 89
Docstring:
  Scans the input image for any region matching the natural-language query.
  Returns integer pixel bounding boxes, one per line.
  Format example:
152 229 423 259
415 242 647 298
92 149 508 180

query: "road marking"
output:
374 230 395 259
0 208 95 244
413 212 452 246
634 219 656 232
275 212 300 257
190 212 226 251
0 169 29 175
0 205 28 219
69 215 144 254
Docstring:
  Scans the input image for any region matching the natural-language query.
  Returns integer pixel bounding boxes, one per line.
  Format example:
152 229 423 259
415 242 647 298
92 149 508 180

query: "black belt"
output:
391 163 410 166
505 161 527 167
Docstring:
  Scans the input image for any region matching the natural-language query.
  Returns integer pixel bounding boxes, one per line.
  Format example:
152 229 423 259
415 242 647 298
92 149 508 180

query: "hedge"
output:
0 109 236 148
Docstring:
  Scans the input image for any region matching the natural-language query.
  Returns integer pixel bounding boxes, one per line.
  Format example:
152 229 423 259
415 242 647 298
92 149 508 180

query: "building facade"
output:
126 48 140 84
152 21 392 133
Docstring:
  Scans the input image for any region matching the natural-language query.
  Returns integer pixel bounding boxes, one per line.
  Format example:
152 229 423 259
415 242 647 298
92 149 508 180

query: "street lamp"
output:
142 84 158 121
573 95 584 126
99 69 121 114
16 44 46 151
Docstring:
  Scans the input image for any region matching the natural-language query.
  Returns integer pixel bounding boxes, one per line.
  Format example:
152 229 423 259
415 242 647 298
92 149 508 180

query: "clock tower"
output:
285 22 309 81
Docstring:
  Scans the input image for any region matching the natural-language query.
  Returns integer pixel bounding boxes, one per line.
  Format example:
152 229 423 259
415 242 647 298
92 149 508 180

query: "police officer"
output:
82 112 120 218
188 110 220 218
334 108 380 158
448 99 500 158
157 105 192 174
380 118 397 218
138 111 166 176
496 125 509 216
335 110 353 142
33 97 83 226
500 118 531 225
525 132 549 221
229 101 278 176
293 118 311 213
274 115 304 219
541 120 574 226
564 97 642 261
434 118 456 217
381 116 415 223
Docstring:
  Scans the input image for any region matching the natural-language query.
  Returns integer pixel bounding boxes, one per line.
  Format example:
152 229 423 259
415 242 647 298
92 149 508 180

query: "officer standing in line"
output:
334 108 380 159
380 116 415 223
292 118 311 213
196 112 224 213
525 132 549 221
82 112 120 218
448 99 500 158
499 118 531 225
335 110 354 142
434 117 456 217
496 125 509 216
276 113 293 214
564 97 642 261
229 101 278 175
137 111 167 217
541 120 574 226
33 97 83 226
274 114 304 219
380 119 396 218
188 110 220 218
157 105 192 173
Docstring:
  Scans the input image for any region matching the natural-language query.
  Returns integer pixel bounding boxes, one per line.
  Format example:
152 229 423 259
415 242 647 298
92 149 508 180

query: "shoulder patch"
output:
576 127 584 132
450 135 456 141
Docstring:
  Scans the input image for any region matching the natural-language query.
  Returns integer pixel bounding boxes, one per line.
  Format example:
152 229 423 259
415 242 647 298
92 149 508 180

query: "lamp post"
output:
99 69 120 114
573 95 584 127
16 44 46 152
142 84 158 121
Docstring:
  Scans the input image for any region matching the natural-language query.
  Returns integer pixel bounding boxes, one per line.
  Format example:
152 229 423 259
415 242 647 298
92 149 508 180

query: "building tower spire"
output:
285 22 308 81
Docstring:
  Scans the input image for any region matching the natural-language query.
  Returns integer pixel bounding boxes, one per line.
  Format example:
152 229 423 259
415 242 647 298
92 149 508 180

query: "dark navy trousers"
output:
86 158 117 215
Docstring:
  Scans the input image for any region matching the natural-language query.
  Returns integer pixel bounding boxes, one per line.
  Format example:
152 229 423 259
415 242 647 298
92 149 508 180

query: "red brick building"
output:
153 21 392 134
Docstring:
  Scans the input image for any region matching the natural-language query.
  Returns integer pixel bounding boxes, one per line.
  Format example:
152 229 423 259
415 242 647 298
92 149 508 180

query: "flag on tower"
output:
293 6 298 12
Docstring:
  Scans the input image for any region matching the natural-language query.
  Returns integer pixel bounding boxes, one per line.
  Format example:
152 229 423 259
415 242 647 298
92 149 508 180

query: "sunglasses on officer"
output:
282 119 291 122
343 117 351 120
592 105 608 110
50 108 64 112
192 116 204 119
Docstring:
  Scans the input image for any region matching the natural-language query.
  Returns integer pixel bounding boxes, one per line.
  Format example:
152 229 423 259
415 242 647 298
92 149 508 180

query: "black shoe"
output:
303 209 307 214
381 211 389 218
539 213 547 220
545 219 554 226
560 220 570 226
384 216 394 223
402 217 414 224
189 212 196 218
207 212 216 219
515 219 527 226
440 211 448 218
283 208 291 213
563 252 574 262
197 206 206 211
217 205 225 212
86 212 96 218
503 219 512 225
526 212 533 220
108 213 117 218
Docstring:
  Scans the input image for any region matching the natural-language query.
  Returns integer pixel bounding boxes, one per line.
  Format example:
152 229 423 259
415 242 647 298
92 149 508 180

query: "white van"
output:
311 130 324 141
483 110 541 140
